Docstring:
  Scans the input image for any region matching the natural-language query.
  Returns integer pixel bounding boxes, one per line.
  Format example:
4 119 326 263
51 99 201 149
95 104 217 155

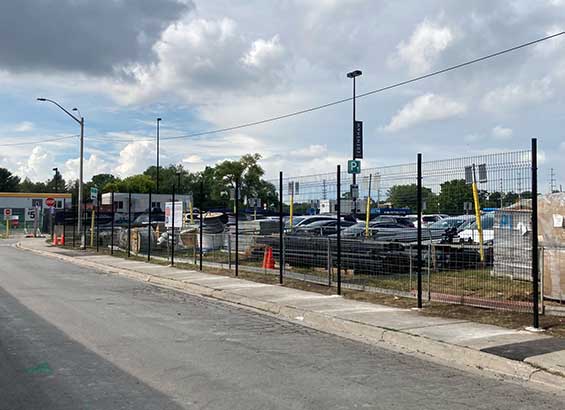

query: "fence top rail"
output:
268 149 531 185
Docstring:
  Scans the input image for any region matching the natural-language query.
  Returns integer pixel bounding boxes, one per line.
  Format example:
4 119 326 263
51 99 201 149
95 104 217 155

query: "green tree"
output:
89 173 117 193
437 179 473 214
105 174 155 193
18 178 47 193
0 168 21 192
387 184 438 213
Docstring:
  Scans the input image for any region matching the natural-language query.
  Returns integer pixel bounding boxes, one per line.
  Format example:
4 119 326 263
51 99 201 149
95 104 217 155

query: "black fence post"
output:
96 193 100 252
171 187 175 266
235 177 239 277
417 153 423 308
148 189 152 262
531 138 540 329
127 190 131 258
199 180 203 271
110 191 115 255
336 165 341 296
62 198 66 244
279 171 283 285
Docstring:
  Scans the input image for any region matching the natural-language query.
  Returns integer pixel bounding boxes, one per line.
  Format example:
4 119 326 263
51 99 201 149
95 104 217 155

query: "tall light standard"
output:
346 69 362 217
176 170 182 193
156 118 162 193
52 167 59 193
38 98 85 247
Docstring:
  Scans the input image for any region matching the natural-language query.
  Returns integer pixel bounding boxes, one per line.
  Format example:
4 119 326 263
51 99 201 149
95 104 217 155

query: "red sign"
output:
45 198 56 207
3 209 12 217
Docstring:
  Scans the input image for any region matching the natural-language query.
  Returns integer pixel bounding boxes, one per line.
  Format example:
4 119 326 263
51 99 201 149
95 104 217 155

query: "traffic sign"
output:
45 198 56 207
3 209 12 218
348 160 361 174
90 187 98 201
25 208 36 222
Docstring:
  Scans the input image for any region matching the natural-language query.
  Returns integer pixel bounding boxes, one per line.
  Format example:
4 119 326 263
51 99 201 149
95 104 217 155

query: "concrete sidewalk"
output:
16 238 565 390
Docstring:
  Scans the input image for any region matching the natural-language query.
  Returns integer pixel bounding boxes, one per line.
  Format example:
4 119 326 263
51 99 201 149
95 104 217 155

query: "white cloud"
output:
242 35 284 68
481 77 553 113
384 93 466 132
182 154 202 164
390 20 454 75
290 144 327 158
16 146 54 181
491 125 513 139
114 141 155 177
14 121 34 132
63 154 111 181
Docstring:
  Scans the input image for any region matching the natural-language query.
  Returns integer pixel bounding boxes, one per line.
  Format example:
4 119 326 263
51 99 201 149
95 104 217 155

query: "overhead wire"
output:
0 135 78 147
159 31 565 141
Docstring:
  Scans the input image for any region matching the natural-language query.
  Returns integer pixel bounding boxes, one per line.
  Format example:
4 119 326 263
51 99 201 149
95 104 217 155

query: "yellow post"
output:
471 180 484 262
5 219 9 238
289 193 294 229
90 208 95 247
189 200 194 224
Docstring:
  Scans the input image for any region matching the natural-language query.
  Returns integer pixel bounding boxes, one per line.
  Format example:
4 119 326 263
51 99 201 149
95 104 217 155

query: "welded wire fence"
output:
49 146 542 320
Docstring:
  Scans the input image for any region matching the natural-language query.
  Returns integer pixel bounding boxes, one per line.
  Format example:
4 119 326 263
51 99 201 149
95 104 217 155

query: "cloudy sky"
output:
1 0 564 190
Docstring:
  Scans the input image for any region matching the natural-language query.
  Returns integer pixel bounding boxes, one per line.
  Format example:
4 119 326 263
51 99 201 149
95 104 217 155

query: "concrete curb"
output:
16 242 565 391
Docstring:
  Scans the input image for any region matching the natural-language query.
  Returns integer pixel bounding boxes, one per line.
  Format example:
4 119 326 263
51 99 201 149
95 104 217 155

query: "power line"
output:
0 135 78 147
161 31 565 141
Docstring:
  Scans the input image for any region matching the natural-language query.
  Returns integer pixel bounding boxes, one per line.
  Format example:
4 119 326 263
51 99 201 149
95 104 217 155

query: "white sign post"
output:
165 201 183 228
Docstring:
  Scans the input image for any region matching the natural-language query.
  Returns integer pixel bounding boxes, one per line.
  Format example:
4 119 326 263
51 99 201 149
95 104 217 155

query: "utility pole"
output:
550 168 557 193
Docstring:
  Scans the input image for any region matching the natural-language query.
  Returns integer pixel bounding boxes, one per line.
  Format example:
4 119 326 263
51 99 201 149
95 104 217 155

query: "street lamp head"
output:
37 98 46 101
347 70 362 78
52 167 58 172
157 117 162 122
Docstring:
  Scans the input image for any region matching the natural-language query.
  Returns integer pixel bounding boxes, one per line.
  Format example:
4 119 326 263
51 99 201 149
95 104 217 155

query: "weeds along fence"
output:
55 143 541 321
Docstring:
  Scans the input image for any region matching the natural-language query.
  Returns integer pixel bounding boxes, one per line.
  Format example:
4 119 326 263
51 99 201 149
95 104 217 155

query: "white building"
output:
101 192 193 215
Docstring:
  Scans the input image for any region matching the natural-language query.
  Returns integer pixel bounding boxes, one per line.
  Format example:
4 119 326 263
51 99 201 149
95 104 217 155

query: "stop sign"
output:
45 198 56 207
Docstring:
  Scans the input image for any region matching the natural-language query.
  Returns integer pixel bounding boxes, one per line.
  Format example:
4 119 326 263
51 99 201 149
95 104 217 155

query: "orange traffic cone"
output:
58 234 65 246
52 234 58 246
266 247 275 269
262 247 269 268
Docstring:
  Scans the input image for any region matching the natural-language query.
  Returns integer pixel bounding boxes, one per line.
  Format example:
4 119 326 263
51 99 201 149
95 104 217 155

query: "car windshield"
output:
429 217 469 230
467 213 494 230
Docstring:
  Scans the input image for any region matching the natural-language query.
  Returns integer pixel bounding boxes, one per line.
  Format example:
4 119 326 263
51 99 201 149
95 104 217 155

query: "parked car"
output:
428 215 475 232
373 216 415 228
293 219 356 236
285 215 338 230
421 214 449 226
456 213 495 243
338 221 416 239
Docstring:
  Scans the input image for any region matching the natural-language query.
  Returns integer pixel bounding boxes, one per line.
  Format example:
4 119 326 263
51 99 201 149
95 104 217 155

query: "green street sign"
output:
90 187 98 201
348 160 361 174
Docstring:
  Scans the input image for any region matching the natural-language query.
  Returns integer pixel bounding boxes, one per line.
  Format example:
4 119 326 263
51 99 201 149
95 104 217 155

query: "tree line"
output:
0 157 529 215
0 154 278 210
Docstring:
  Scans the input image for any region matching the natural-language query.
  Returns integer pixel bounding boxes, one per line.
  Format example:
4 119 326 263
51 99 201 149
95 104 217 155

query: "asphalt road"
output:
0 242 563 410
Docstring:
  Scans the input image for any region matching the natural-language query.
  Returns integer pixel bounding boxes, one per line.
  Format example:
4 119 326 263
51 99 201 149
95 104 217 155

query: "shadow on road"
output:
0 287 185 410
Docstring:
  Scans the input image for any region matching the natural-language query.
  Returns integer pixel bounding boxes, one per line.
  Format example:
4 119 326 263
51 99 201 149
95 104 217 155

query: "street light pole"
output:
347 70 362 218
38 98 85 248
52 167 59 193
156 118 162 193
